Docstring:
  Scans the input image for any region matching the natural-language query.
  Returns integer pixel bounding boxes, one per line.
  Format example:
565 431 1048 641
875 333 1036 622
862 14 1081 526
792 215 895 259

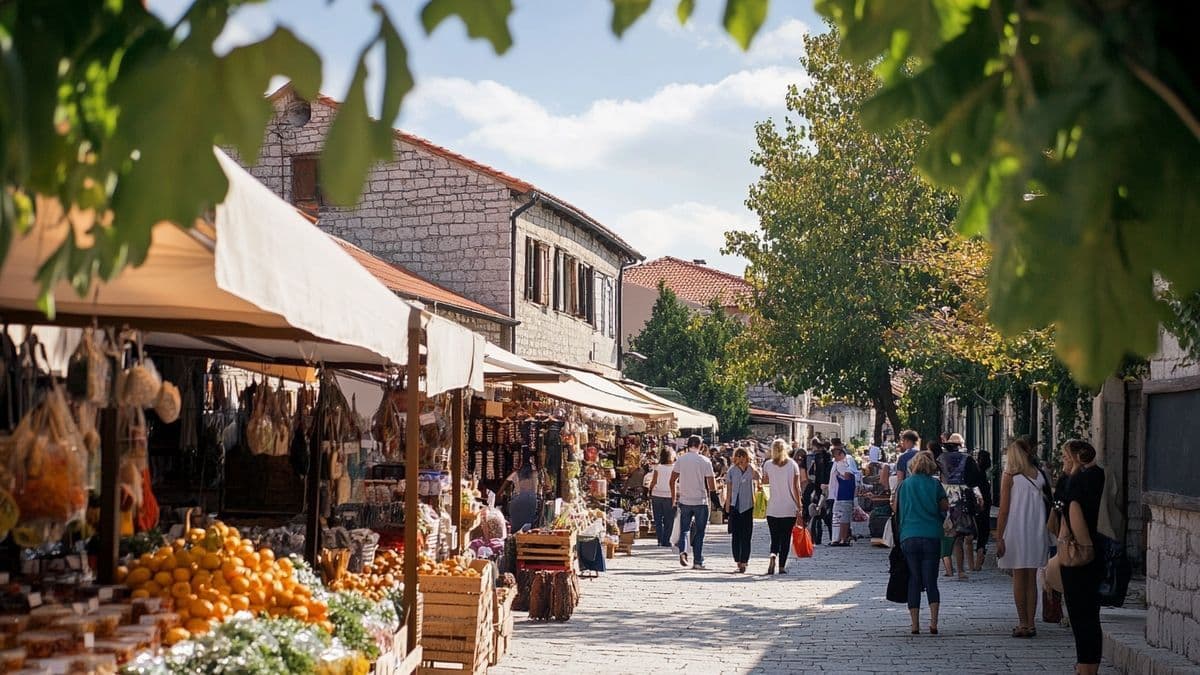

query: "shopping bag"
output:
753 490 767 519
852 504 869 522
1042 586 1063 623
882 517 895 548
886 543 909 603
792 525 814 558
669 511 681 551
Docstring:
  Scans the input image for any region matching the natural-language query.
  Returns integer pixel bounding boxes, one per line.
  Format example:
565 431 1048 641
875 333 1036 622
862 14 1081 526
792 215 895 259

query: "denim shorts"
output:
832 500 853 522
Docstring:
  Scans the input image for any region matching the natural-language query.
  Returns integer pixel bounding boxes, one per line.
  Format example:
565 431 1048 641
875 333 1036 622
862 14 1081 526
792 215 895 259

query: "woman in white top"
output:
995 438 1051 638
761 438 806 574
646 447 678 547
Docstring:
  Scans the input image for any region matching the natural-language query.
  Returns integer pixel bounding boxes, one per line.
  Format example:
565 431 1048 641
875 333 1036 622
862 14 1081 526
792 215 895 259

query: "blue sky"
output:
150 1 821 273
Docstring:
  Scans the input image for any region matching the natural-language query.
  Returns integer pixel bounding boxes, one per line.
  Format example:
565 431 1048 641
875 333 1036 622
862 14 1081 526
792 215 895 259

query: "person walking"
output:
1058 440 1105 675
670 435 716 570
761 438 804 574
805 440 833 542
893 430 921 486
938 433 985 579
724 447 759 573
897 451 948 635
828 441 860 547
973 445 994 571
646 447 677 547
995 438 1051 638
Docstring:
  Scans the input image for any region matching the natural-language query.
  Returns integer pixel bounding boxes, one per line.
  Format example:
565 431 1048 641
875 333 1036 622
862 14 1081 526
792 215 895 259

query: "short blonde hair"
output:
908 451 937 476
770 438 789 465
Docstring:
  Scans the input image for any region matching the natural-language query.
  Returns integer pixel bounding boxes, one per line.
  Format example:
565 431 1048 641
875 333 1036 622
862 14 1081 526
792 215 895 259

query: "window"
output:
291 155 322 216
524 237 535 301
524 237 550 305
538 244 551 305
552 249 564 311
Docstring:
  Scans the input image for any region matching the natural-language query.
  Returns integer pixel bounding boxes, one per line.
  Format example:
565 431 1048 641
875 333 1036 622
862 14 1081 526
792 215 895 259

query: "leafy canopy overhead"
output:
0 0 770 318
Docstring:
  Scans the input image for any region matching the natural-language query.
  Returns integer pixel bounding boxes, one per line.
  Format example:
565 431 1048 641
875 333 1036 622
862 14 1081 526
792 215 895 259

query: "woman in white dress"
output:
995 438 1051 638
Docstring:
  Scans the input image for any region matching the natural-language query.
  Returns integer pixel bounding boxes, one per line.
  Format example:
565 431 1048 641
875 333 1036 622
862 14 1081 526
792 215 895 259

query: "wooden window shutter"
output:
291 155 320 216
539 245 551 305
524 237 535 300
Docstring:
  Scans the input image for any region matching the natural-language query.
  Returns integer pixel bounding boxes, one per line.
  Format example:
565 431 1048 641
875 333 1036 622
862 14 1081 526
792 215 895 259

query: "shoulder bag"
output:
1056 503 1095 567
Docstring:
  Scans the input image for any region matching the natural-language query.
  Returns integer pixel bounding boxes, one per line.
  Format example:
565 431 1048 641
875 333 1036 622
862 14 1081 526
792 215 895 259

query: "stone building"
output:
236 85 641 376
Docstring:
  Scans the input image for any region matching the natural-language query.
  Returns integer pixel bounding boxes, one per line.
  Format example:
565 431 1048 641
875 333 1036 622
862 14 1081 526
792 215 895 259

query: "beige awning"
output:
616 381 719 430
0 148 483 392
483 343 567 382
517 367 675 420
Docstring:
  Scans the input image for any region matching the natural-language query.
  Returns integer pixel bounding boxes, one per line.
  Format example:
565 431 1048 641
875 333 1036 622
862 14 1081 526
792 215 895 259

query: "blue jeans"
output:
901 536 941 610
651 497 675 547
676 503 709 565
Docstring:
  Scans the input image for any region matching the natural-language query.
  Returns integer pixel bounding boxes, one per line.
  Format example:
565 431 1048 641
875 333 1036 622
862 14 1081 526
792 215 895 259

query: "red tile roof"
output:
333 237 515 324
624 256 751 308
268 84 640 260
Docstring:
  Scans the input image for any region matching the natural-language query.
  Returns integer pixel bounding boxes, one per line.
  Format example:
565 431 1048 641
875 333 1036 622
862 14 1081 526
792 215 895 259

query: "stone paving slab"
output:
492 520 1114 674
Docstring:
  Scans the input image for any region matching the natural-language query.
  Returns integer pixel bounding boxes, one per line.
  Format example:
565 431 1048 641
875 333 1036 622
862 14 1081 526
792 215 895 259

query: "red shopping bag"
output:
793 525 814 558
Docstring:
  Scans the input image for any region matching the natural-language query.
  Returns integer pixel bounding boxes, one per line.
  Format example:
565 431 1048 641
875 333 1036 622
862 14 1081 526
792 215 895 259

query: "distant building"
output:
233 85 641 376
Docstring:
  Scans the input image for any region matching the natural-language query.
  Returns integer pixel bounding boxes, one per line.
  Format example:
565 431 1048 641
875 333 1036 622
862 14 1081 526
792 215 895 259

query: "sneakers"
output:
692 564 707 570
767 554 777 575
679 551 689 567
778 566 787 575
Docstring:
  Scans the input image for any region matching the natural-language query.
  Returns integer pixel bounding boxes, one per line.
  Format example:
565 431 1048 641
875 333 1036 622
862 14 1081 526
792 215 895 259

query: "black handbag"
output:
1098 536 1132 607
886 542 910 603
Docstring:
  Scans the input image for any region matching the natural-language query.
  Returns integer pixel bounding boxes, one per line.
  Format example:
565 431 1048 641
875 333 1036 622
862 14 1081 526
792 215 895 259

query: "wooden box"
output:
515 531 577 571
617 532 635 555
488 588 516 666
419 560 494 675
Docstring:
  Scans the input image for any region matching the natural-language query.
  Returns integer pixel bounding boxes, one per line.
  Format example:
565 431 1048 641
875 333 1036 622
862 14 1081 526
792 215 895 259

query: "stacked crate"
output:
418 560 494 675
514 531 577 571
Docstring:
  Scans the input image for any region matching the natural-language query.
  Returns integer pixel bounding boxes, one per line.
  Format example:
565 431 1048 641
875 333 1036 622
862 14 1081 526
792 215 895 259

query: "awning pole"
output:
97 408 120 584
303 376 326 567
403 311 421 654
451 389 464 555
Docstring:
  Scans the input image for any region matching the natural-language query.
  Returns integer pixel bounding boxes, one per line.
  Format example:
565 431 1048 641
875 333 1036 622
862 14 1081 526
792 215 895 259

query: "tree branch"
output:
1125 57 1200 141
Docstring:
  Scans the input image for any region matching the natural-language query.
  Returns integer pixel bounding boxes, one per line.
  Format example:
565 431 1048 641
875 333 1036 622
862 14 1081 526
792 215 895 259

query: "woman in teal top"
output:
897 451 949 635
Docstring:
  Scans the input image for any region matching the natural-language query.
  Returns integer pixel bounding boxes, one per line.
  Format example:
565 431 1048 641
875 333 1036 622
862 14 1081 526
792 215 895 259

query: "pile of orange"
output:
328 549 404 602
118 521 330 644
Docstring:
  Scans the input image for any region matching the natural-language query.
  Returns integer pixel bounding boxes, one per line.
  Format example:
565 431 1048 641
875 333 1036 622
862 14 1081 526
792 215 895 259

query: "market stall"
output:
0 148 489 672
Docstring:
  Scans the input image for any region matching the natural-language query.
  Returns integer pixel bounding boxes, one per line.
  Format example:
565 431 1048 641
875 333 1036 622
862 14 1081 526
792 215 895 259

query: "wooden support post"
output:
97 408 120 584
451 389 464 555
403 311 422 654
304 379 326 567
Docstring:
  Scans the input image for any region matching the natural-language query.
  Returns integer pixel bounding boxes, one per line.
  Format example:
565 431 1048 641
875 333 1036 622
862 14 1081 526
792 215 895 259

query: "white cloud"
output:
656 11 808 64
405 66 806 171
614 202 756 275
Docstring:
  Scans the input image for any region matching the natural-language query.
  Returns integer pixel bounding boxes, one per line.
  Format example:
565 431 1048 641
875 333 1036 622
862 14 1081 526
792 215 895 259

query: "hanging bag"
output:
1057 506 1095 567
792 524 814 558
885 541 910 603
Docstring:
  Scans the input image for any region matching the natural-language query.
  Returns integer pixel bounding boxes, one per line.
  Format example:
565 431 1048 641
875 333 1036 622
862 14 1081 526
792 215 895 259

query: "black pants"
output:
766 516 796 569
975 484 992 551
1062 561 1104 665
729 508 753 564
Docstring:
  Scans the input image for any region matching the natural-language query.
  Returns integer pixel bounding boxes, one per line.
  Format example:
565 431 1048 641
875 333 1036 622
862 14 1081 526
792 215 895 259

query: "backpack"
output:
941 451 968 485
808 451 832 485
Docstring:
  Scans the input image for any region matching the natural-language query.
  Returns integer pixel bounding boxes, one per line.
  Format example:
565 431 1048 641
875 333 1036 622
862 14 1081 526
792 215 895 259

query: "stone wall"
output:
1145 503 1200 664
436 308 505 346
514 201 621 375
242 91 513 315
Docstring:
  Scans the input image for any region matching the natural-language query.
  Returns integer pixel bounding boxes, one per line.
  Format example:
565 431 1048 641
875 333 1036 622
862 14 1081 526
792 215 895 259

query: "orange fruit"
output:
230 595 250 612
131 589 150 599
126 567 152 586
172 567 191 583
185 618 211 635
189 598 214 619
230 577 251 594
165 627 191 645
259 548 275 563
115 566 129 583
142 581 162 596
153 571 174 587
192 570 212 587
289 605 309 621
200 553 221 571
171 582 192 599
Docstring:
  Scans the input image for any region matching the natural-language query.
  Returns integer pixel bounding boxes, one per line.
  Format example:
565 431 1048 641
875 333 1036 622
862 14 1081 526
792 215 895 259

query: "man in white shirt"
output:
827 440 861 546
868 443 882 464
670 435 716 570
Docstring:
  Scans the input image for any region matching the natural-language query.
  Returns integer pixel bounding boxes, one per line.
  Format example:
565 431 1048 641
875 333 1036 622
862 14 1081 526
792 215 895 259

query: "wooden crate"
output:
419 560 494 675
515 531 577 571
617 532 635 555
488 588 516 666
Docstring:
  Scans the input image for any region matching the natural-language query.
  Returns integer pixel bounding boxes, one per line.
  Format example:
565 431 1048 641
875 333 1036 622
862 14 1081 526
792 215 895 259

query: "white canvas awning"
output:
616 381 719 430
0 148 482 392
517 366 676 420
483 343 566 382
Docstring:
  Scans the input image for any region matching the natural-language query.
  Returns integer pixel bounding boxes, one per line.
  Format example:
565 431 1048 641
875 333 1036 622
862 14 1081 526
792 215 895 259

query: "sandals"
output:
910 627 920 635
1011 626 1037 638
929 625 938 635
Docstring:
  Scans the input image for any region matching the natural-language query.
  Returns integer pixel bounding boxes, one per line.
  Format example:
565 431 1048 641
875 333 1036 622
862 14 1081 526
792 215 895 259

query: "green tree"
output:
726 29 956 444
625 284 750 438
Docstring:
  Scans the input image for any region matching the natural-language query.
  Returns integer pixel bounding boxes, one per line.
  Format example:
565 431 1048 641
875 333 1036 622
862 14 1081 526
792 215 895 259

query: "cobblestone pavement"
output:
493 521 1104 674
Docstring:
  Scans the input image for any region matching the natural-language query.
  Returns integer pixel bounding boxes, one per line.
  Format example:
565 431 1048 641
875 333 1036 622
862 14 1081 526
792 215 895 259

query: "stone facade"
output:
234 88 637 372
241 89 513 315
1145 504 1200 663
513 202 622 375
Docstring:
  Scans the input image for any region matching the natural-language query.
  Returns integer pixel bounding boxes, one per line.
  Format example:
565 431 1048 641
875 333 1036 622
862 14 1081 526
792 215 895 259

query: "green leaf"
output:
723 0 769 50
374 4 414 129
320 58 381 207
419 0 514 55
611 0 652 38
222 27 321 159
677 0 695 24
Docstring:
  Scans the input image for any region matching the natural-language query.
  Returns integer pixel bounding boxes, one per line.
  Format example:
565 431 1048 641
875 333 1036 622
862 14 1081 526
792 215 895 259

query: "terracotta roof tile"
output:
624 256 751 308
333 237 514 324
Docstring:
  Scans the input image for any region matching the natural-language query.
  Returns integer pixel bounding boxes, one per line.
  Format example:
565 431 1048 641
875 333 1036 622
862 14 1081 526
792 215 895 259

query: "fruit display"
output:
118 521 329 644
327 550 403 602
418 553 481 578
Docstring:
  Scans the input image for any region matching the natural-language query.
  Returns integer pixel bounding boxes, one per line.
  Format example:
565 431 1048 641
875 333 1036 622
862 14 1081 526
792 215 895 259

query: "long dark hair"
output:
658 447 676 465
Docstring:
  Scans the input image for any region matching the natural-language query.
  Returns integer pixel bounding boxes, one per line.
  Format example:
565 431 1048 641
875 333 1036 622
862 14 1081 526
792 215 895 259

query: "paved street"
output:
494 521 1093 674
